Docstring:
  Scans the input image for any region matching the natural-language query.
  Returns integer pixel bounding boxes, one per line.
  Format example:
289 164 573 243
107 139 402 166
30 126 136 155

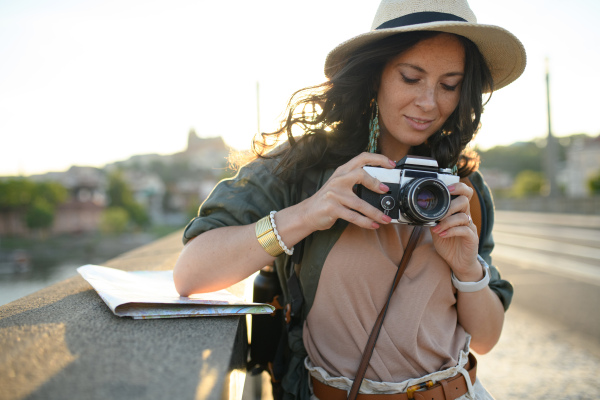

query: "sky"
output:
1 0 599 177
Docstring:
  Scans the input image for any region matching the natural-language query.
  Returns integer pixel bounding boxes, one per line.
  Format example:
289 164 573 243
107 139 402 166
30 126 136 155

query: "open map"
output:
78 264 274 319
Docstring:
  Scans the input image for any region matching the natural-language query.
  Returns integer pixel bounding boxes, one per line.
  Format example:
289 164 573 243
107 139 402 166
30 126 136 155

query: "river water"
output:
0 232 170 306
0 262 82 306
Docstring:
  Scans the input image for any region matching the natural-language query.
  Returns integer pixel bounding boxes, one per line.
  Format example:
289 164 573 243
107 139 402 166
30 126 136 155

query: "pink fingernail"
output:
431 224 440 232
389 159 396 167
447 185 456 192
380 183 390 192
372 222 380 229
382 215 392 223
439 230 448 237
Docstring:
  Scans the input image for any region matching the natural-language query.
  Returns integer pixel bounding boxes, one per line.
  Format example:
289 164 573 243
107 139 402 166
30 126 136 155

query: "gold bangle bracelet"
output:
255 216 284 257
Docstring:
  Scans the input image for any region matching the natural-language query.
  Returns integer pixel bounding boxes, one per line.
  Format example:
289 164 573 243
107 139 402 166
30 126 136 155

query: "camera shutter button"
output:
381 195 395 215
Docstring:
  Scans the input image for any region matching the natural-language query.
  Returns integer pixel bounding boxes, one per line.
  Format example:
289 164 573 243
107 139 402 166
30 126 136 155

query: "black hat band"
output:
376 12 467 30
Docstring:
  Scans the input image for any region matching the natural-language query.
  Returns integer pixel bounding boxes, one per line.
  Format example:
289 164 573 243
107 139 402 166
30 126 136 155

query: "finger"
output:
433 212 474 234
329 167 390 197
343 191 393 224
323 187 391 225
442 195 470 220
435 224 478 239
354 167 392 194
338 207 387 230
336 152 396 175
448 182 474 201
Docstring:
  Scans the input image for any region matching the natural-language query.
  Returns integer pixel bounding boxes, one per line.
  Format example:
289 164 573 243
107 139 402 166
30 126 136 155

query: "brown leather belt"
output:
311 353 477 400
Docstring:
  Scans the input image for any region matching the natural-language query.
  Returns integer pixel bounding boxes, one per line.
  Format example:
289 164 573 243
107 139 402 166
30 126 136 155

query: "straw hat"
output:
324 0 526 90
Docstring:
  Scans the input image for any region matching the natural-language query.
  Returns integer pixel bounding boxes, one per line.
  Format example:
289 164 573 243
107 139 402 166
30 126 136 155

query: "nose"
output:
414 86 436 112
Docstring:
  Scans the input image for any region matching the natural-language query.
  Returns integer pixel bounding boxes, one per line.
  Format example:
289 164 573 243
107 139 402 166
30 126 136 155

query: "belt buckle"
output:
406 380 434 399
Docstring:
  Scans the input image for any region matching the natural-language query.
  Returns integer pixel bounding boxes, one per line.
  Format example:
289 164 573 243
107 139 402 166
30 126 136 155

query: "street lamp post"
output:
545 58 560 198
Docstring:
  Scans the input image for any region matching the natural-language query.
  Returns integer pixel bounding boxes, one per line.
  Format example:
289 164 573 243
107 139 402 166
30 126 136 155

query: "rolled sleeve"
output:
183 158 295 244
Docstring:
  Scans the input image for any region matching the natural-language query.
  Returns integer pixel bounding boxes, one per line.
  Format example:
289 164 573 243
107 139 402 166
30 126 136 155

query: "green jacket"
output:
183 157 513 399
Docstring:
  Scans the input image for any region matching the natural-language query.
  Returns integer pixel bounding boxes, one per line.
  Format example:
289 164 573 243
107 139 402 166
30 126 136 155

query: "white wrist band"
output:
269 211 294 256
451 255 490 292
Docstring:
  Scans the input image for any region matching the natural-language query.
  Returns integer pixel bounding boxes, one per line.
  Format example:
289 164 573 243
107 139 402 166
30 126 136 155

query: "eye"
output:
441 83 459 92
401 74 419 84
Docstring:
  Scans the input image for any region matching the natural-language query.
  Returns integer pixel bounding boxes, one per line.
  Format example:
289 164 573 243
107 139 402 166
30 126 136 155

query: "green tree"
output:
0 179 35 210
106 171 149 229
478 142 544 178
126 202 150 228
100 207 130 234
107 171 135 208
33 182 68 206
25 199 55 230
512 170 545 198
0 179 68 210
588 170 600 194
0 178 68 235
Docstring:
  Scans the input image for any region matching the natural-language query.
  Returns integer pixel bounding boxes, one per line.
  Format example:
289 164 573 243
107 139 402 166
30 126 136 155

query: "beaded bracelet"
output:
255 211 294 257
269 211 294 256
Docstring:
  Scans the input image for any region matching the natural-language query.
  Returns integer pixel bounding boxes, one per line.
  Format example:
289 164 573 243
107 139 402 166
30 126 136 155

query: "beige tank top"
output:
302 223 467 382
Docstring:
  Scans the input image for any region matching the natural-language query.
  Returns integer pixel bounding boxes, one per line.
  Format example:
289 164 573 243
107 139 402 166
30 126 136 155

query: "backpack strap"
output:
285 170 321 326
461 175 486 253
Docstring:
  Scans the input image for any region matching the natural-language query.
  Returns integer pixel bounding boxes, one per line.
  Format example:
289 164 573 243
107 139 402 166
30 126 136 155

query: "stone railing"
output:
0 230 258 400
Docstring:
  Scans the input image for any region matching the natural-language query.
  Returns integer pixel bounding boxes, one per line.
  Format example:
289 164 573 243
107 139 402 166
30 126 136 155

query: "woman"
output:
174 0 525 399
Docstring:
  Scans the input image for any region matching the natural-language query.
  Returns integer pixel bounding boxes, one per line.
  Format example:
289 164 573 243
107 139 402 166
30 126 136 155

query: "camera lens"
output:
416 189 437 211
399 178 451 224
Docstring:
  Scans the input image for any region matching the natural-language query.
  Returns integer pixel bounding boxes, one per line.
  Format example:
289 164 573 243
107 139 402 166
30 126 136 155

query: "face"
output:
376 33 465 160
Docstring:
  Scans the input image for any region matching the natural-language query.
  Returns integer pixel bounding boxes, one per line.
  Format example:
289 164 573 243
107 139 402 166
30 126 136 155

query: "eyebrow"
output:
398 63 464 77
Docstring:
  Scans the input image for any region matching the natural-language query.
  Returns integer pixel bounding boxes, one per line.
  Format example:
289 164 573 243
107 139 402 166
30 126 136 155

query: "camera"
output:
357 156 459 226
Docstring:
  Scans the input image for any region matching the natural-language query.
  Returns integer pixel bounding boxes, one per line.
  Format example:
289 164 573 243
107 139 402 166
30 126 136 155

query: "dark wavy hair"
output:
251 31 493 181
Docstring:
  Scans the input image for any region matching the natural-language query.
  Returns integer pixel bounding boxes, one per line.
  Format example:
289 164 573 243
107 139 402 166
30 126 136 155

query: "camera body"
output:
357 156 459 226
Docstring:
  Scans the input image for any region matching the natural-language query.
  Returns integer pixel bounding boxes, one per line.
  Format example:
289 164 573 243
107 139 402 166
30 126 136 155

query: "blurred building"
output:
34 166 106 234
122 170 166 224
179 131 230 170
109 130 230 171
0 167 106 235
52 199 104 234
34 166 107 205
102 131 231 225
560 135 600 197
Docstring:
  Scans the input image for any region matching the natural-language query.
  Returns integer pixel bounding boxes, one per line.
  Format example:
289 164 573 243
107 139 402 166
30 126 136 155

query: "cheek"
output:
440 94 461 119
378 88 412 117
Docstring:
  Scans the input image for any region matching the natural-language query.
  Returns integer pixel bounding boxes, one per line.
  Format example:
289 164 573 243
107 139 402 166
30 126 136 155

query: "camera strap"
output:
347 225 424 400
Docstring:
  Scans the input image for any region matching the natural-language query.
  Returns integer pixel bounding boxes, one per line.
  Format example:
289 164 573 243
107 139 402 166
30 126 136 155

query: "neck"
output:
379 131 411 162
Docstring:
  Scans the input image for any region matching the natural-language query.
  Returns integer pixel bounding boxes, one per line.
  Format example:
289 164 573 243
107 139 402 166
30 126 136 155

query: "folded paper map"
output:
78 264 275 319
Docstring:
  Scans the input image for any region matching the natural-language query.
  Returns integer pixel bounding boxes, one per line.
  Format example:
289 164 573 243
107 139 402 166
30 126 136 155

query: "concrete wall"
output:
0 230 254 400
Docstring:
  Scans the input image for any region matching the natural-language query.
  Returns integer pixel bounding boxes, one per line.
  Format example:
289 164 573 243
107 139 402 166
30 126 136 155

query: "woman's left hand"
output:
430 182 482 281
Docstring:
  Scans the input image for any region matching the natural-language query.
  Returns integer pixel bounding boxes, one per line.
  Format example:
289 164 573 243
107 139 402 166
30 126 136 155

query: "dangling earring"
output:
440 129 452 137
367 101 380 153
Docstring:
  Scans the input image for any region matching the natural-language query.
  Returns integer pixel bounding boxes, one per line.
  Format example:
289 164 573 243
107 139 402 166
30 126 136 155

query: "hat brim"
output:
324 21 526 91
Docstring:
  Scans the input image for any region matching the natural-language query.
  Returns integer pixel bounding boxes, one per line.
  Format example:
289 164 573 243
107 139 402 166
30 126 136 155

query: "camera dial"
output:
380 195 396 215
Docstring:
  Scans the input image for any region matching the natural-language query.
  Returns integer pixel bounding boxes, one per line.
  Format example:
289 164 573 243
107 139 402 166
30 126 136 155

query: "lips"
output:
404 115 434 131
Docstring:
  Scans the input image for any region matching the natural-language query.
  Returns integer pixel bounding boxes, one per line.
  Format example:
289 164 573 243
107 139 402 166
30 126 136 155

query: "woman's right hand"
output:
298 152 397 232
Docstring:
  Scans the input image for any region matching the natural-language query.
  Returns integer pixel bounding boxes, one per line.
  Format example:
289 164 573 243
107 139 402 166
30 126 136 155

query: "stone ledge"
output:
0 230 251 400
